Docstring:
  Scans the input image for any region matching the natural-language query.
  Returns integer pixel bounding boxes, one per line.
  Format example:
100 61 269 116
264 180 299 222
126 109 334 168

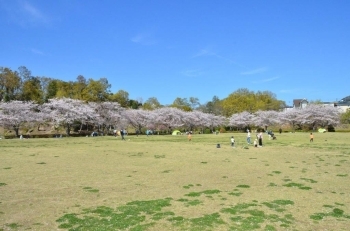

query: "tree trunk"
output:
14 127 19 137
66 124 70 137
78 123 83 134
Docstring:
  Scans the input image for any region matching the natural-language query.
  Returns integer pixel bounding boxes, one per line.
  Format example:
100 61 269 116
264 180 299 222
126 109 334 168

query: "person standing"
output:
258 131 263 147
231 136 235 147
310 133 314 142
120 129 125 140
247 130 251 144
188 132 192 141
279 128 282 134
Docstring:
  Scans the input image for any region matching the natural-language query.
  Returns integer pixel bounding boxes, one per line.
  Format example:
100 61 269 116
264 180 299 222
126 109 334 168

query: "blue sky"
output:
1 0 349 106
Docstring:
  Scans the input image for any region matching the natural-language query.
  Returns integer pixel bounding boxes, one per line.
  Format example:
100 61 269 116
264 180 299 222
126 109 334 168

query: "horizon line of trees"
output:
0 98 342 138
1 66 287 116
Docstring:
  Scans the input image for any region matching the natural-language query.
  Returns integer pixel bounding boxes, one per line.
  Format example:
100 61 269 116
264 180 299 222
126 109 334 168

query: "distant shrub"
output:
328 125 335 132
204 128 211 134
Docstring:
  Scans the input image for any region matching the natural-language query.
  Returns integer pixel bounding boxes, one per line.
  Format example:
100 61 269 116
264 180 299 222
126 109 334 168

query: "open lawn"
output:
1 132 350 230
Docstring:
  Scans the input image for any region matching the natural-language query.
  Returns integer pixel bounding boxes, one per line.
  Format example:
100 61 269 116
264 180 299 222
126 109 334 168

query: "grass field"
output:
1 132 350 230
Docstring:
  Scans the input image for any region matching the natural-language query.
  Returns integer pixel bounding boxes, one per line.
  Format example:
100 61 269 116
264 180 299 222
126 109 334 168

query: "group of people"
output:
230 129 264 148
247 129 264 148
113 129 127 140
230 129 315 148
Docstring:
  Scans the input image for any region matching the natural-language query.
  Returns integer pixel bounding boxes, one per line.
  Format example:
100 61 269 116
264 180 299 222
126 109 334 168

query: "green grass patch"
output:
185 189 221 197
82 187 99 193
221 200 295 230
183 184 194 189
310 208 350 221
57 198 173 230
154 155 165 159
5 223 21 229
283 182 312 190
228 191 243 196
336 174 348 177
300 177 318 183
236 184 250 188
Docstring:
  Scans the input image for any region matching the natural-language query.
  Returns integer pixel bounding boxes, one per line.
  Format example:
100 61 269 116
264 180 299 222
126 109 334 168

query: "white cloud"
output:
1 0 49 26
181 69 204 77
192 48 246 68
240 67 268 75
131 33 156 45
252 76 279 84
30 48 44 55
20 1 45 20
192 49 213 58
279 89 293 93
279 88 304 94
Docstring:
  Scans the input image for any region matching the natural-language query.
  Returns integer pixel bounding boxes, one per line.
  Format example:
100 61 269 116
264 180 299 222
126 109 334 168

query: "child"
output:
310 133 314 142
247 130 251 144
188 132 192 141
231 136 235 147
254 139 258 147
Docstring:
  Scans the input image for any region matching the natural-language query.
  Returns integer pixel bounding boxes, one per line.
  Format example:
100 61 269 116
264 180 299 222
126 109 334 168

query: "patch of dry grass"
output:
0 132 350 230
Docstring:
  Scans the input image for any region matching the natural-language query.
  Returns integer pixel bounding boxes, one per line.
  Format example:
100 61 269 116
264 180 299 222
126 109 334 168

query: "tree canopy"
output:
2 66 293 115
221 88 286 116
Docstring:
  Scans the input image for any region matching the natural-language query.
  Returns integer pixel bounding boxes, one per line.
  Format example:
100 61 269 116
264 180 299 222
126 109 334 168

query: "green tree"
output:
56 81 74 99
198 95 223 115
189 97 200 109
45 79 59 100
18 66 32 82
21 77 43 103
73 75 87 100
221 88 255 116
170 97 192 111
222 88 285 116
0 67 21 101
109 89 129 107
340 109 350 124
128 99 141 109
38 77 53 102
142 97 162 110
81 78 110 102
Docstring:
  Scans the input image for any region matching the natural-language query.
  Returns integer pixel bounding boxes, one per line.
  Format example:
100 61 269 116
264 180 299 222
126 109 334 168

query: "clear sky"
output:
1 0 349 106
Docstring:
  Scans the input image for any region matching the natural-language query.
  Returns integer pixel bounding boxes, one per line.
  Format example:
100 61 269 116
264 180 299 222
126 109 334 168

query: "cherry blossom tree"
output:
123 109 152 133
252 110 280 131
301 104 340 130
152 107 185 133
202 113 227 132
0 101 39 137
88 102 124 134
41 98 95 136
182 110 206 132
279 109 304 131
228 111 253 131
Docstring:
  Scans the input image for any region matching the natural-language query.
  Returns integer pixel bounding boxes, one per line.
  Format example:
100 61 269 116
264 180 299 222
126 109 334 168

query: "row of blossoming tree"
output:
0 98 341 137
